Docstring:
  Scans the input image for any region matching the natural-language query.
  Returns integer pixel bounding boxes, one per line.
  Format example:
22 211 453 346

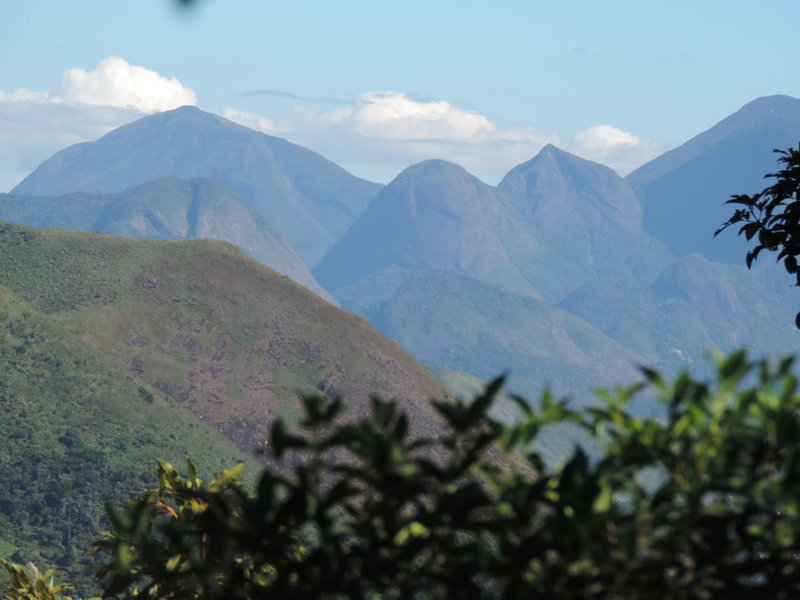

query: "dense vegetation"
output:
5 350 800 599
0 220 447 595
0 284 257 593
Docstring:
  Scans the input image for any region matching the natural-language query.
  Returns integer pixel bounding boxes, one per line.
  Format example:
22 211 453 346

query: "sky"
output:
1 0 799 192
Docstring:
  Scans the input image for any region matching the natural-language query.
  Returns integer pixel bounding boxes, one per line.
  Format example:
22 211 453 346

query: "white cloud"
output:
0 57 197 191
346 91 497 141
53 56 197 112
1 56 197 113
222 108 285 136
227 91 666 183
568 124 666 174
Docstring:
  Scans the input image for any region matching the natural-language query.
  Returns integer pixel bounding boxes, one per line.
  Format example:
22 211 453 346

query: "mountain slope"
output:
626 95 800 263
11 106 383 264
0 221 447 451
0 220 456 593
367 270 641 401
314 159 542 303
0 177 334 302
0 281 257 594
499 144 673 300
559 255 799 371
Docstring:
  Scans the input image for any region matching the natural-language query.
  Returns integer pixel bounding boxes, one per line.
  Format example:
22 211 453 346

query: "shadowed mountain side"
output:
11 106 383 264
499 144 673 301
0 222 448 455
314 159 542 301
365 271 641 403
559 254 799 372
626 95 800 264
0 177 335 303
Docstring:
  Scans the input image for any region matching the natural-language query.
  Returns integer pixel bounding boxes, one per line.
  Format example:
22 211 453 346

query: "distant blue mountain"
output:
0 177 334 302
626 95 800 264
498 144 673 300
367 270 642 400
313 159 542 304
12 106 383 265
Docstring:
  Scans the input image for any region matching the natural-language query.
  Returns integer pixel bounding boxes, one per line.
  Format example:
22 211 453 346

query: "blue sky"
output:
1 0 799 191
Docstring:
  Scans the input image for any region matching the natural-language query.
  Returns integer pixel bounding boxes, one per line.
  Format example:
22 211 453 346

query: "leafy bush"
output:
81 350 800 599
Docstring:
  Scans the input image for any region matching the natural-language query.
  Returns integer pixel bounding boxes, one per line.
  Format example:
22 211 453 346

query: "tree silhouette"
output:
716 145 800 327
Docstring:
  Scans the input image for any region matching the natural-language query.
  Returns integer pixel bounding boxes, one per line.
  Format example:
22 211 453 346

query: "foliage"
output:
0 559 91 600
92 351 800 599
716 145 800 326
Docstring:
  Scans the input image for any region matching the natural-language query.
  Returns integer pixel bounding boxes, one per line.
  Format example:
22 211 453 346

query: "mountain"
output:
499 144 673 300
559 255 799 372
626 95 800 264
314 159 542 305
0 221 451 592
0 177 334 302
11 106 383 265
366 270 641 402
0 221 447 451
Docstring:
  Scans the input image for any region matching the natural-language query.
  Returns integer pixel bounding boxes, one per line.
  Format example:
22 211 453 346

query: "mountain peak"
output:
499 143 621 199
625 94 800 263
10 106 382 264
627 94 800 186
313 156 540 298
501 144 617 185
729 94 800 120
392 159 473 182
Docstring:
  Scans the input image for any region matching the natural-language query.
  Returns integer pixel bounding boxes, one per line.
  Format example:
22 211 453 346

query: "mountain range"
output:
0 176 334 302
3 94 800 592
3 96 799 396
12 106 383 265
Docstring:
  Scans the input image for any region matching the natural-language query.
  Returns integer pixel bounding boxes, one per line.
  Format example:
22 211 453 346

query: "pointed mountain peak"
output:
501 143 618 187
539 142 561 155
499 143 623 200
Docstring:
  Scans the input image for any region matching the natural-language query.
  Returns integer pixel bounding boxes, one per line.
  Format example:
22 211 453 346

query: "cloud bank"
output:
1 56 197 112
225 91 666 183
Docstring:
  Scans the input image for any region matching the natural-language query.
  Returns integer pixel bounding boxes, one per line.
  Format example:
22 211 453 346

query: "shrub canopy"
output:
72 351 800 600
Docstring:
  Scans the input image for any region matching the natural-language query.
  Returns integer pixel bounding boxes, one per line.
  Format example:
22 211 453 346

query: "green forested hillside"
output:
0 222 446 450
0 283 256 594
0 221 448 595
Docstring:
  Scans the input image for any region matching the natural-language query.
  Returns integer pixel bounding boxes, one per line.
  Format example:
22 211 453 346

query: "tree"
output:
716 144 800 326
84 351 800 599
